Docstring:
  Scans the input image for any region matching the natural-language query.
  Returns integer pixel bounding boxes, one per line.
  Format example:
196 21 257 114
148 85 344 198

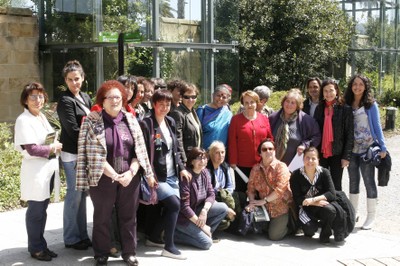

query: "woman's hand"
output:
147 176 158 188
380 151 387 159
201 224 212 238
249 199 265 207
302 197 329 207
227 208 236 220
196 209 208 228
341 159 350 168
297 145 305 155
51 141 63 154
180 169 192 181
87 111 100 120
117 170 134 187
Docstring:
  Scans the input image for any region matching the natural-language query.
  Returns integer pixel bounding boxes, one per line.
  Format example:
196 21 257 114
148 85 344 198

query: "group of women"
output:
15 58 387 264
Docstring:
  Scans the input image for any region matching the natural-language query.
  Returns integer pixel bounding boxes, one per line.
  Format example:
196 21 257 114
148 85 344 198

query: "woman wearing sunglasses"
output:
169 82 202 164
245 139 293 241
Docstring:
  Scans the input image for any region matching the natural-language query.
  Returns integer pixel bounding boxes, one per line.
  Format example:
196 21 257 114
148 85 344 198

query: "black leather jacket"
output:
313 102 354 161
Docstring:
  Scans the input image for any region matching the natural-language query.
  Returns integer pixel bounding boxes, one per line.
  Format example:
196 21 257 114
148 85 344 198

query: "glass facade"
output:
339 0 400 93
16 0 239 103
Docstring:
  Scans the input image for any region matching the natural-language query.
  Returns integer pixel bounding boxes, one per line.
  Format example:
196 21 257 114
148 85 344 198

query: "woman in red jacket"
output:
228 90 273 193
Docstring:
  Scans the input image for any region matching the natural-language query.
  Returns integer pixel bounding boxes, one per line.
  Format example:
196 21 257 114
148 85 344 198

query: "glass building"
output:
11 0 400 99
11 0 239 103
339 0 400 94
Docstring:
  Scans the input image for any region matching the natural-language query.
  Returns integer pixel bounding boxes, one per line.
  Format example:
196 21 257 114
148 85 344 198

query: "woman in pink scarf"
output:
313 79 354 191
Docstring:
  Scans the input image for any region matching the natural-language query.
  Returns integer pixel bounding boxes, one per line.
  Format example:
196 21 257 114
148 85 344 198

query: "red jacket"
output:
228 113 273 167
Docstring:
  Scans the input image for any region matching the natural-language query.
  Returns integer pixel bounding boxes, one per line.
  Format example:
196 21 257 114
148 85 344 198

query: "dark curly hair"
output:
344 74 374 109
320 79 344 105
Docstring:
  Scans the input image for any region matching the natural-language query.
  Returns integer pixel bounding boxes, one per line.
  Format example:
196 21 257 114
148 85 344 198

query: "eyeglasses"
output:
182 95 197 100
28 94 45 100
195 155 208 161
105 95 122 101
261 147 275 152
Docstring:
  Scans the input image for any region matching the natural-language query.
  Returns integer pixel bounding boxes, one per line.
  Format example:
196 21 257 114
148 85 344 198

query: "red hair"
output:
96 80 128 108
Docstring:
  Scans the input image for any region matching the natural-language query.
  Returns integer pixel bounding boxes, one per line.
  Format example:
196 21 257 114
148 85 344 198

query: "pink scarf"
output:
321 100 335 158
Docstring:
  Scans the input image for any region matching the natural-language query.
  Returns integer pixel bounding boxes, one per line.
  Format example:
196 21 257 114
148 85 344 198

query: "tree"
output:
238 0 354 91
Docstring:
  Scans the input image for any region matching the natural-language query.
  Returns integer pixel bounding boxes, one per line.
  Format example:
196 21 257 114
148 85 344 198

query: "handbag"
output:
139 174 158 205
237 206 268 236
362 141 381 166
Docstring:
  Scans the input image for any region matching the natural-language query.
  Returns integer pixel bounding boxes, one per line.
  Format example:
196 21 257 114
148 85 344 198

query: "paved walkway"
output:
1 135 400 266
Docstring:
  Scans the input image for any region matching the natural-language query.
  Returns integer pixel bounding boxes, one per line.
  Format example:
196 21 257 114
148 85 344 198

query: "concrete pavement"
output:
1 134 400 265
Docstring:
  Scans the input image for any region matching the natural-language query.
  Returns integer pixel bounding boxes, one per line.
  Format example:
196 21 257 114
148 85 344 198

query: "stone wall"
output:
0 7 39 123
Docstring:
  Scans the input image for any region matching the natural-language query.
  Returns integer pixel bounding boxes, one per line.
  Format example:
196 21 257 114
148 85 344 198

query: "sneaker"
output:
161 249 187 260
145 239 165 248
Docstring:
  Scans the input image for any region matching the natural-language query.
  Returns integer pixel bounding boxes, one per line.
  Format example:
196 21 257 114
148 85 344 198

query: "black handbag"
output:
237 207 268 236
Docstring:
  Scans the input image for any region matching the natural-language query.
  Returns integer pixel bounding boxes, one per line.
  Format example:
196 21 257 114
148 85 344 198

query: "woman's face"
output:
283 96 298 115
124 84 134 102
308 80 320 100
182 91 197 110
143 86 154 102
26 89 45 115
103 88 123 117
352 77 366 98
210 146 225 166
153 99 171 118
323 84 337 102
243 95 257 113
260 141 275 163
133 84 145 104
192 153 208 171
65 71 84 96
303 150 319 170
212 90 230 108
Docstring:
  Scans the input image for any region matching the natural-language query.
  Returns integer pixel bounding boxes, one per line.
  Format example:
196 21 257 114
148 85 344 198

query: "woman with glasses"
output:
313 79 354 191
229 90 273 193
140 89 191 260
76 80 154 266
196 84 233 149
175 148 229 250
245 139 293 241
15 82 63 261
170 83 202 164
57 60 92 250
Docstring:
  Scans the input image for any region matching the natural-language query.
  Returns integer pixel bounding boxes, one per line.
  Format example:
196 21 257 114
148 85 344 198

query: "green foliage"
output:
0 123 22 212
238 0 354 91
0 0 11 7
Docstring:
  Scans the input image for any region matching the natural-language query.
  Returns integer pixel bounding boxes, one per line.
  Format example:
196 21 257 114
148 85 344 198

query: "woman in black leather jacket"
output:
313 79 354 191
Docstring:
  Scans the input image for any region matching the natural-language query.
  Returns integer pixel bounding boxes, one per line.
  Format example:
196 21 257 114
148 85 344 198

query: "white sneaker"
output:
161 249 187 260
145 239 165 248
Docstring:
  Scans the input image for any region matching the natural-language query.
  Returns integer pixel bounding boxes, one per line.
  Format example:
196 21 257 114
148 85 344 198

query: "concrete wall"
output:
0 7 39 123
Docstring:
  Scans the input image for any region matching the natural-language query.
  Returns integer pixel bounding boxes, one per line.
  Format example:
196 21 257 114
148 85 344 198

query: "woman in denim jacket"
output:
344 74 387 230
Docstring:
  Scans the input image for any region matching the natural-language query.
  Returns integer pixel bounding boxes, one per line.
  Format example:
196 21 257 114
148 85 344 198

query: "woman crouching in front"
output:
245 138 293 241
76 80 155 266
174 148 228 250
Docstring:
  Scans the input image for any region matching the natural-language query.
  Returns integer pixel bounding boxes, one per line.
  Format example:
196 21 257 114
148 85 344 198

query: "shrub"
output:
0 123 22 212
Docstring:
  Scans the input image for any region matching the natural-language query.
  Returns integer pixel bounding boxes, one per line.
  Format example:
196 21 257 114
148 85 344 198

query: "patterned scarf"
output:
321 100 335 158
275 111 298 160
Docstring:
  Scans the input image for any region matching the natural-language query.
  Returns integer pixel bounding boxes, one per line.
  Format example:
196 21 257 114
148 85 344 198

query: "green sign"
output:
98 31 142 43
98 32 118 43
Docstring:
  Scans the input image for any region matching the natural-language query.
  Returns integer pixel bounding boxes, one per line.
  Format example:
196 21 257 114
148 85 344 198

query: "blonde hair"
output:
240 90 260 105
280 88 304 111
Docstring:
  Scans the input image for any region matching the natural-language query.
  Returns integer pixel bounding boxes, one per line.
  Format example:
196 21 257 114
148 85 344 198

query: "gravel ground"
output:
341 133 400 236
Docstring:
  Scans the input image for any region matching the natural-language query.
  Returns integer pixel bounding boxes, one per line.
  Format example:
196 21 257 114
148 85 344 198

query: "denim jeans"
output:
62 160 89 245
347 154 377 198
26 199 50 253
174 201 228 250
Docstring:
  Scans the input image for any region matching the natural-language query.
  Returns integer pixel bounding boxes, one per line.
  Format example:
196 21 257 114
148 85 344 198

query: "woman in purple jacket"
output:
174 148 228 250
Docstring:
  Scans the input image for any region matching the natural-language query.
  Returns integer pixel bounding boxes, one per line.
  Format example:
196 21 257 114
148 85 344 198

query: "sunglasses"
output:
182 95 197 100
261 147 275 152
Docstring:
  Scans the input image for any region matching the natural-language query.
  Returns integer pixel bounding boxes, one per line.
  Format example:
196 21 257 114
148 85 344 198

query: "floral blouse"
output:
247 159 293 218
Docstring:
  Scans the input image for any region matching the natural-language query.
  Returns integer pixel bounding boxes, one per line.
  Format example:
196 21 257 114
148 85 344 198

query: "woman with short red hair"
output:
76 80 155 266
